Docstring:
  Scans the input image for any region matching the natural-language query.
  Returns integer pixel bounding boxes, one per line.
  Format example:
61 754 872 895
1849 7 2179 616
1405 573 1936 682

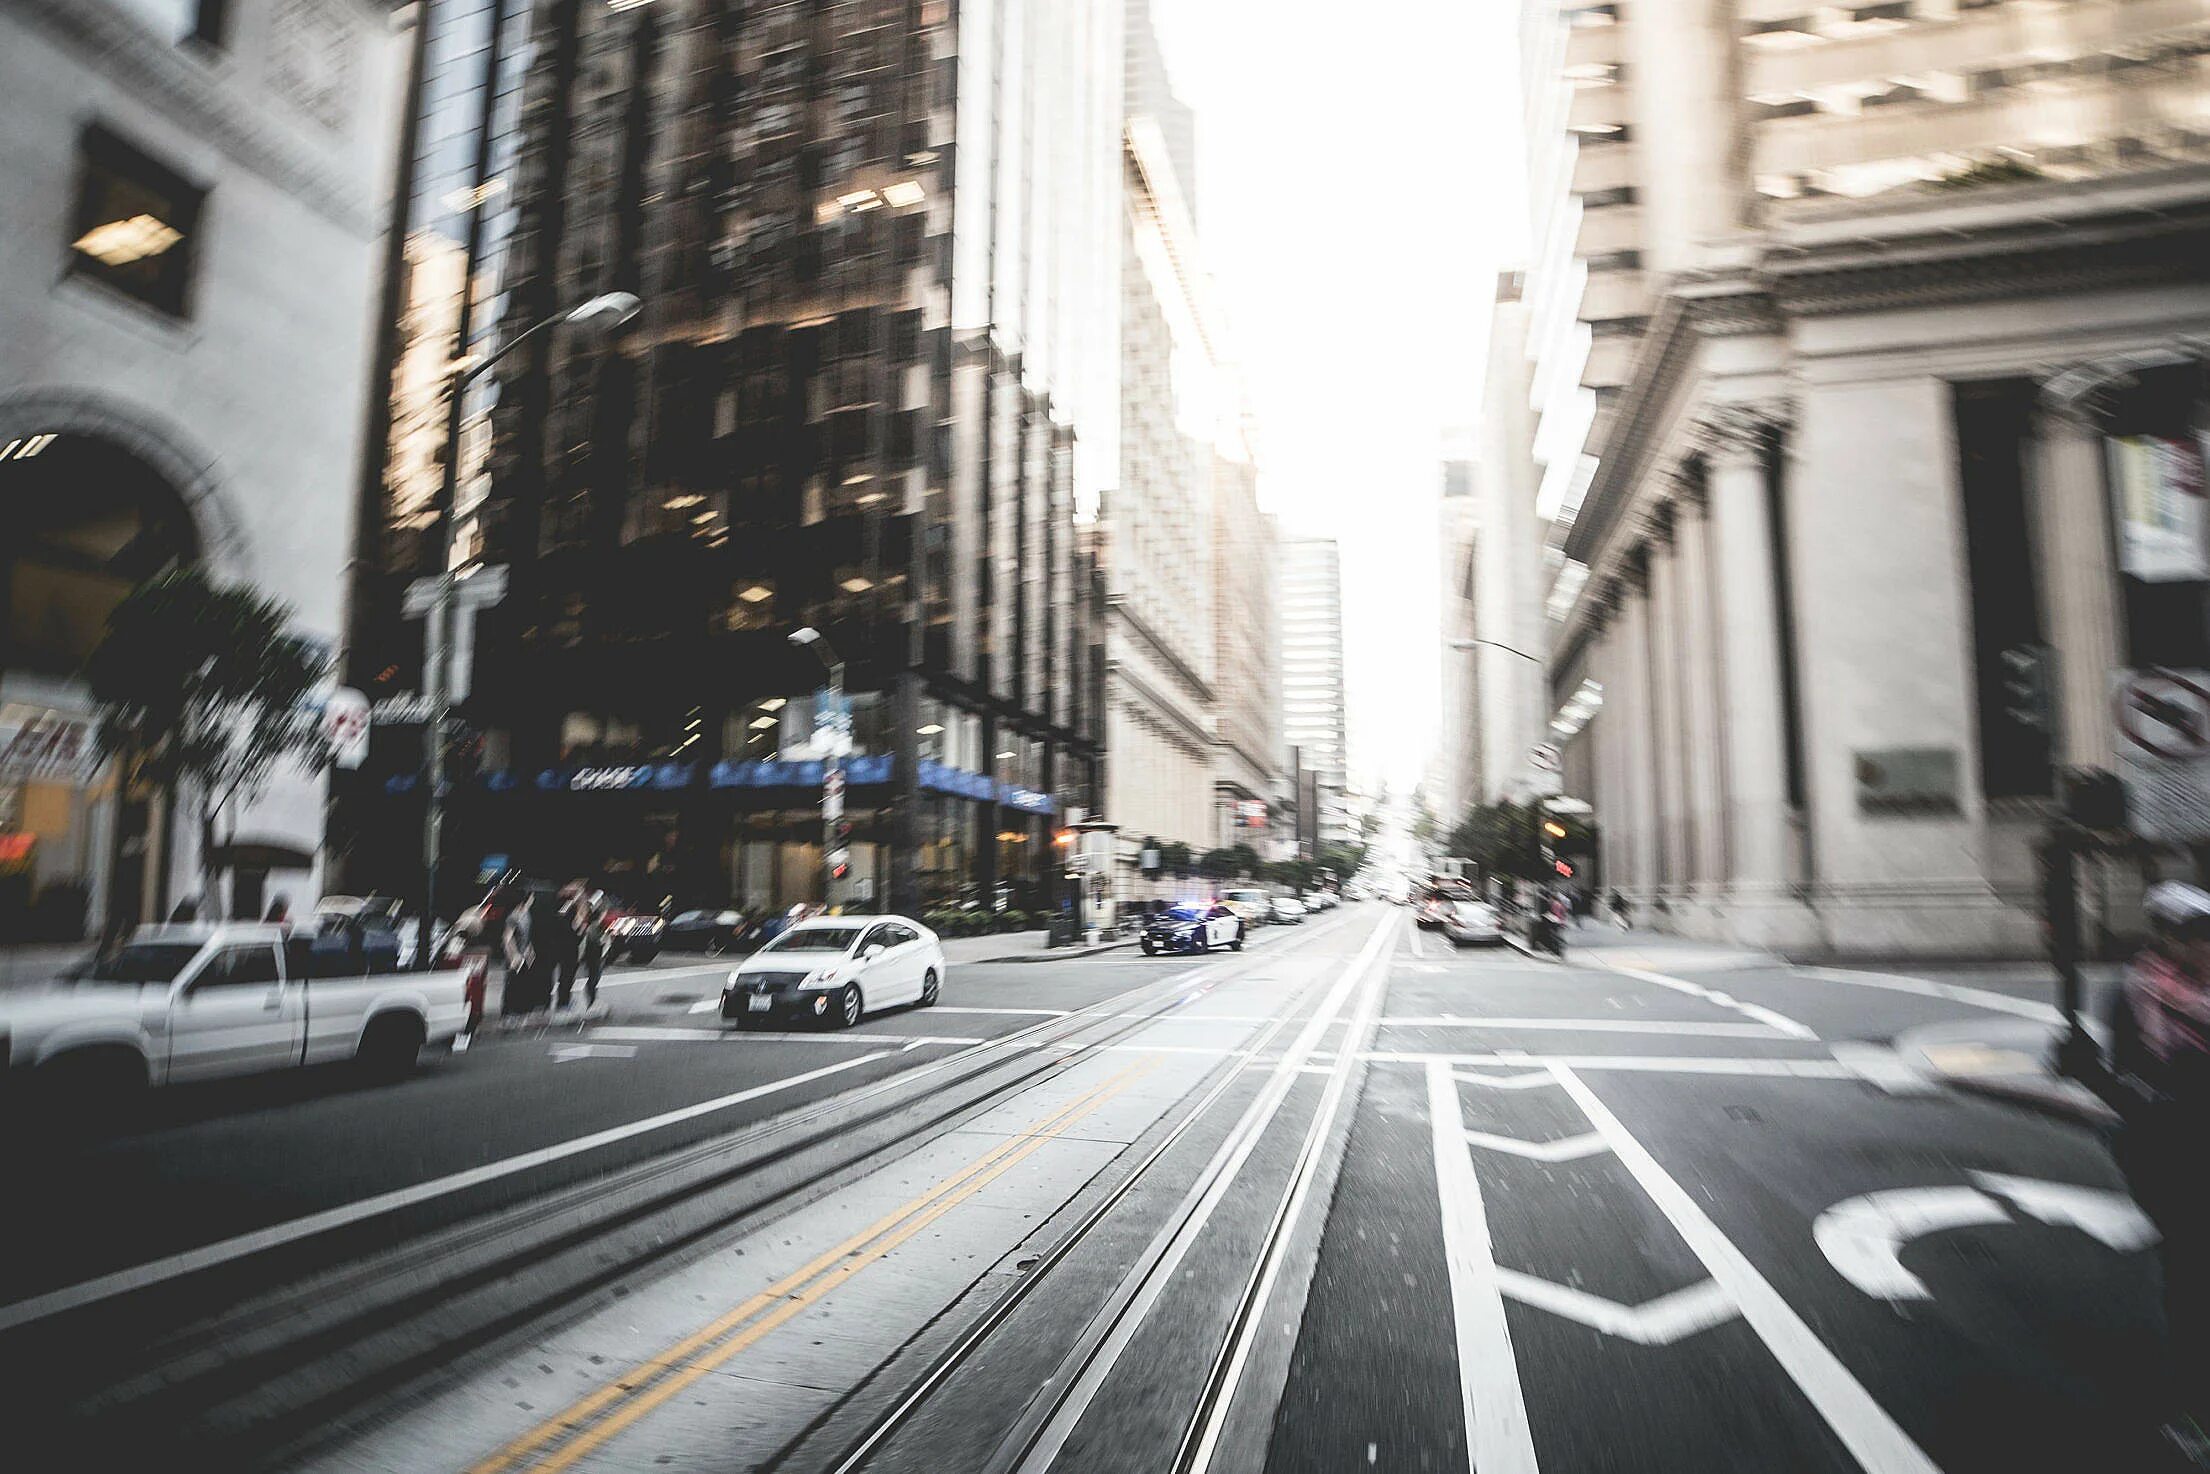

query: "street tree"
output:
86 568 327 917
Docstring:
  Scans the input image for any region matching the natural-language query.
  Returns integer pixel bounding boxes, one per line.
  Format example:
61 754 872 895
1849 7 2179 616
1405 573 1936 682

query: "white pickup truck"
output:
0 922 469 1107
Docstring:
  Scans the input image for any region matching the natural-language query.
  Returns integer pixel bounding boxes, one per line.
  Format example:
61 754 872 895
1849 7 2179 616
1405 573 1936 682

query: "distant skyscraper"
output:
1280 537 1349 845
1434 442 1481 823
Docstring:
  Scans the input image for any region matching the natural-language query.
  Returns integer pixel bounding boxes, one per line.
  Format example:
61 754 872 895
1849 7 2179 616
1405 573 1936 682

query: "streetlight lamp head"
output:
566 292 641 335
788 627 822 647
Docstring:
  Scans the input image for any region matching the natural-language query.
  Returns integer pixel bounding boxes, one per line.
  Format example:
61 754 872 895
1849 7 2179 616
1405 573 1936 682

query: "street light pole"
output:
418 292 640 956
790 627 846 908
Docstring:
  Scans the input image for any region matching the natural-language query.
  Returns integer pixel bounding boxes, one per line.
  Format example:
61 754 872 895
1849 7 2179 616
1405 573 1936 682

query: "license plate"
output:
746 994 772 1012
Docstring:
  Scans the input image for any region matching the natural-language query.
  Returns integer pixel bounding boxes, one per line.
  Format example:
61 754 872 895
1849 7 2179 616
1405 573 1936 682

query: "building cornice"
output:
13 0 390 237
1555 167 2210 672
1107 595 1216 708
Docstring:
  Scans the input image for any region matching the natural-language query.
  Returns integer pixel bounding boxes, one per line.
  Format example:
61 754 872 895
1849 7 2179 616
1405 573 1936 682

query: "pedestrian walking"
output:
502 891 545 1016
549 881 587 1010
578 891 608 1012
1609 888 1631 930
2107 881 2210 1463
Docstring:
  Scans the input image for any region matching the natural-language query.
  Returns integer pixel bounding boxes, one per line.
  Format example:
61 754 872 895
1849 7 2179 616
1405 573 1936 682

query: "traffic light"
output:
830 854 851 881
1543 821 1567 840
1055 830 1075 848
1554 860 1574 878
2000 645 2051 732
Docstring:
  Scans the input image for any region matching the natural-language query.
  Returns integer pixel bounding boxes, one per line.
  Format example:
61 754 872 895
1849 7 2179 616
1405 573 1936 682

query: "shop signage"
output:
0 706 100 785
1236 799 1268 829
919 759 996 802
323 687 371 770
1853 747 1961 817
1001 784 1056 815
372 693 435 724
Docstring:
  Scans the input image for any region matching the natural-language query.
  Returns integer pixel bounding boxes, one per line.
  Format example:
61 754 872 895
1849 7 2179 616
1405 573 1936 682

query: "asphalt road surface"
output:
4 909 2188 1472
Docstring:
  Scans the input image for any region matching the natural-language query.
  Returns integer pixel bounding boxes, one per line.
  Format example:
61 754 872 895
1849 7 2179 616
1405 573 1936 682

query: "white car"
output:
0 923 468 1109
721 915 944 1028
1267 895 1308 924
1219 888 1271 927
1443 900 1505 947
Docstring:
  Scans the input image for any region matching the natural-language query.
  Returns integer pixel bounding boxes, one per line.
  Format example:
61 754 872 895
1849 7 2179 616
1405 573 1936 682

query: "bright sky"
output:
1153 0 1528 796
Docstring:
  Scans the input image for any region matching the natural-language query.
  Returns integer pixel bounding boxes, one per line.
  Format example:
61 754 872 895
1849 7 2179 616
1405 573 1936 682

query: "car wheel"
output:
1230 927 1245 952
38 1048 148 1136
833 983 863 1029
357 1014 426 1081
1141 939 1158 955
706 936 727 958
919 968 939 1007
1192 930 1209 954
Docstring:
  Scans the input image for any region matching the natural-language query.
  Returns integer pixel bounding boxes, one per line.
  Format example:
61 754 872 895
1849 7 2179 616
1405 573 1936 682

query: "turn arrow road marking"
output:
1464 1128 1611 1162
1814 1187 2010 1301
1971 1172 2158 1252
1815 1177 2157 1302
1494 1269 1740 1346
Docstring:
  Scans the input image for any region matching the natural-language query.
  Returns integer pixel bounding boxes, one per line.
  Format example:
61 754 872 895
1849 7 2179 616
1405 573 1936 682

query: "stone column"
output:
1699 407 1793 889
1618 561 1660 892
1587 596 1621 894
2028 374 2124 772
1673 473 1728 889
1646 509 1690 889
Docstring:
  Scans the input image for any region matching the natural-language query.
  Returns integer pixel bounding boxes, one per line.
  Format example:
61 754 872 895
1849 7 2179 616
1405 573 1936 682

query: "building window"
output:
1583 248 1642 273
69 126 205 319
188 0 231 48
1579 184 1639 209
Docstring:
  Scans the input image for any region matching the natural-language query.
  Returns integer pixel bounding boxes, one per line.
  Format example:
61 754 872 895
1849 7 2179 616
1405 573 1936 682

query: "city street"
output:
2 904 2182 1471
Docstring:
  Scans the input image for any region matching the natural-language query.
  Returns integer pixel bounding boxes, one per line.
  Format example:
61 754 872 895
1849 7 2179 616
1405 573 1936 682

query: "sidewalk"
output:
0 942 92 991
937 929 1138 965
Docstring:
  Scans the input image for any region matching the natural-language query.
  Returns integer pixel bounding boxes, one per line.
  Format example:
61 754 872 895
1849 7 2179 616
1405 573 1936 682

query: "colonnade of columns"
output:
1588 405 1796 922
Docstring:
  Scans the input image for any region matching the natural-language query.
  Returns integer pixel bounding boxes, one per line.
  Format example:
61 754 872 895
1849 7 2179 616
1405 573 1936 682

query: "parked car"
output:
1139 903 1245 955
661 908 754 956
1307 889 1339 912
1 922 469 1114
1267 895 1308 925
1442 899 1505 947
601 899 664 963
720 916 944 1028
1219 888 1272 927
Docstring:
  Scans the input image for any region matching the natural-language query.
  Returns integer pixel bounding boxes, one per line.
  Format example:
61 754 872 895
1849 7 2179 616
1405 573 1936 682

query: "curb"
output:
969 938 1140 966
1932 1070 2118 1130
1503 933 1564 964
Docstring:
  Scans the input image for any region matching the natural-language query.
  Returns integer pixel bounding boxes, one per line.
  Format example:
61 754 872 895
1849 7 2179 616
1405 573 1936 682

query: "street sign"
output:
324 687 370 769
2114 668 2210 841
1529 742 1562 773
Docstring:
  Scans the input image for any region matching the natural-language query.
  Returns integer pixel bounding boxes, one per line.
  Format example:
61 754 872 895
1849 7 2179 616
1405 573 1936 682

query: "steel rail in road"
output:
813 909 1402 1474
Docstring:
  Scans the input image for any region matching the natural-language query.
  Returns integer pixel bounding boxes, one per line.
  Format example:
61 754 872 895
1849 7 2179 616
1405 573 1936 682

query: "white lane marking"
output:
1551 1065 1940 1474
1494 1269 1739 1347
1368 1051 1855 1079
1382 1016 1789 1038
591 1025 986 1047
0 1051 893 1334
1971 1172 2157 1252
1426 1060 1540 1474
1463 1128 1611 1162
1596 961 1818 1040
1828 1043 1937 1096
550 1043 638 1062
1797 966 2063 1024
1813 1187 2014 1301
1408 926 1435 961
1452 1068 1560 1091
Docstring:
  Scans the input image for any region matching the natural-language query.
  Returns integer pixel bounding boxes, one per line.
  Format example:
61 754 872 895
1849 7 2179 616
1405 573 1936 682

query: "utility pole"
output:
790 627 849 907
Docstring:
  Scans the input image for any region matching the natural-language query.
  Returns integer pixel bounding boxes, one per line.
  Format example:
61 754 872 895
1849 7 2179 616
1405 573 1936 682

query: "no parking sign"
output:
2114 669 2210 841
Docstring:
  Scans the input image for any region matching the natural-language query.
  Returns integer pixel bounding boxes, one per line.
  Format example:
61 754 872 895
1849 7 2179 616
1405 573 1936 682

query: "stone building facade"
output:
0 0 402 936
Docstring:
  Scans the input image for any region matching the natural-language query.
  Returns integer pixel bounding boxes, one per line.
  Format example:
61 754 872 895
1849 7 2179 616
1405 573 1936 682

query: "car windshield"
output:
765 926 861 953
1161 906 1206 922
673 911 711 924
80 941 203 984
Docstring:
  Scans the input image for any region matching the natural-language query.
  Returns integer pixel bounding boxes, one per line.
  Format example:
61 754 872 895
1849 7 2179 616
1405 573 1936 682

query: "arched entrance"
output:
0 426 204 940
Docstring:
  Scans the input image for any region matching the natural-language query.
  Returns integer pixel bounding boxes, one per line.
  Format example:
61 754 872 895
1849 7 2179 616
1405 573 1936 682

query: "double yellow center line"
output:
466 1062 1153 1474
